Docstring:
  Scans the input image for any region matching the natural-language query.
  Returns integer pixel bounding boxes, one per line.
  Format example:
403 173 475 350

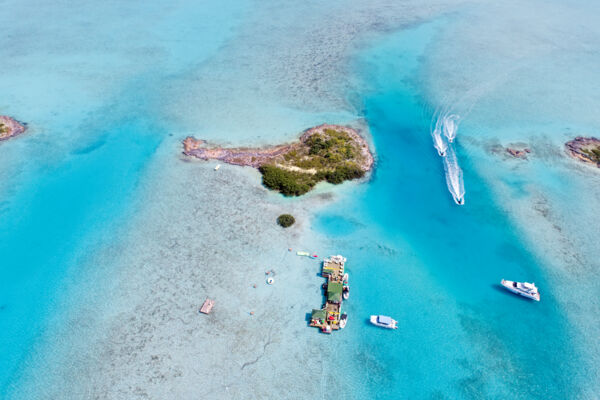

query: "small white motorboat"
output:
432 128 448 157
501 279 540 301
214 164 221 171
339 313 347 329
370 315 398 329
342 286 349 300
453 194 465 205
266 277 274 285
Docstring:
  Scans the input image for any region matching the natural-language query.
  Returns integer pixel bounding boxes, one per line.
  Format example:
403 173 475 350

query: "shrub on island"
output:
319 164 365 184
258 165 316 196
259 162 366 196
277 214 295 228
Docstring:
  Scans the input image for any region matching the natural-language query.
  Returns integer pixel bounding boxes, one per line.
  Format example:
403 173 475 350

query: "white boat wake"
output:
442 114 460 143
430 110 448 157
431 124 448 157
443 146 465 205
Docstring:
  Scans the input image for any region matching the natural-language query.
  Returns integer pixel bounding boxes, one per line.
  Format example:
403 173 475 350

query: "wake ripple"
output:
429 109 465 205
443 146 465 205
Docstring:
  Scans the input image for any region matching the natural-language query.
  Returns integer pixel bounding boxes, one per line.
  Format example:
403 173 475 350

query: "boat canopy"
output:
519 282 537 291
377 315 392 325
327 282 343 302
311 309 327 320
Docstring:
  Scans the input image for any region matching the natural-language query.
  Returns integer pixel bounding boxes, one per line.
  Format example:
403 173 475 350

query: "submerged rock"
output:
506 147 531 159
565 137 600 167
0 116 27 141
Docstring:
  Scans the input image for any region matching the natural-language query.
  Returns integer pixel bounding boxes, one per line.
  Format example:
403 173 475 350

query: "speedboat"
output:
442 114 460 143
449 190 465 205
214 164 221 171
340 313 347 329
432 128 448 157
501 279 540 301
370 315 398 329
342 273 349 283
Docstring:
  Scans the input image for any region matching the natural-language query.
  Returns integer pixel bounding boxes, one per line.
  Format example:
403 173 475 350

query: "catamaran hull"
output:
501 280 540 301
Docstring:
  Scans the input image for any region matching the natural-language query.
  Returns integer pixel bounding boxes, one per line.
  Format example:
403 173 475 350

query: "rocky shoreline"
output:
565 137 600 167
0 116 27 141
183 124 374 172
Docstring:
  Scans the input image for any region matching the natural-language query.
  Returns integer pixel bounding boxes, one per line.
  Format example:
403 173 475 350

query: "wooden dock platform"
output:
309 255 347 334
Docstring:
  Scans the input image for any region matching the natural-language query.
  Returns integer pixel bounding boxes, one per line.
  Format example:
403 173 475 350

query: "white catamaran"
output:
501 279 540 301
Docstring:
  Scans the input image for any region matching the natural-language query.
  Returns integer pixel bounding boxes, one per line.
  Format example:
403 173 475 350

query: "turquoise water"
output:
0 0 246 394
314 22 591 398
1 1 599 398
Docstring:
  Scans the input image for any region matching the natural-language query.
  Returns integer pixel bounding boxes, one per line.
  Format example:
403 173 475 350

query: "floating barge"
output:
309 255 347 334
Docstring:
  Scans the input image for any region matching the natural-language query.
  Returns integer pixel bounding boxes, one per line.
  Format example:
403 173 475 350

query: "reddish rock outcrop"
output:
183 124 374 172
0 116 27 141
506 147 531 159
565 137 600 167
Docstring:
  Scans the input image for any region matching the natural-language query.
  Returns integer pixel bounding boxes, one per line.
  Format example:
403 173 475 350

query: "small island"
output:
0 116 27 142
565 137 600 167
183 124 374 196
277 214 295 228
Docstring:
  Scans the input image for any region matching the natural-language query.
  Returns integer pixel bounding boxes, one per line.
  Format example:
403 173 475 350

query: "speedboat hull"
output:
501 279 540 301
452 193 465 205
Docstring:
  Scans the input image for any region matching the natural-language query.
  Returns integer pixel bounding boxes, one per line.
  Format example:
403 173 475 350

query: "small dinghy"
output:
266 277 274 285
370 315 398 329
214 164 221 171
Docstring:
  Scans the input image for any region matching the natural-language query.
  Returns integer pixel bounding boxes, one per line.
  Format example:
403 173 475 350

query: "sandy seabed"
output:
10 137 369 400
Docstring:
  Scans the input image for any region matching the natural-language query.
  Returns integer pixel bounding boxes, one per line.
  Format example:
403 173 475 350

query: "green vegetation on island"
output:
0 116 27 141
184 124 374 196
565 137 600 167
259 128 367 196
277 214 295 228
581 147 600 163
